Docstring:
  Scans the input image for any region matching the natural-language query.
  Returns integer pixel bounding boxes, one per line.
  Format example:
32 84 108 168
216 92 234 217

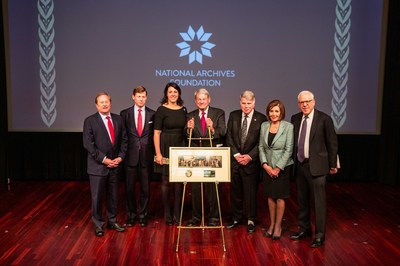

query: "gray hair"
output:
297 90 315 100
194 88 210 99
240 90 255 101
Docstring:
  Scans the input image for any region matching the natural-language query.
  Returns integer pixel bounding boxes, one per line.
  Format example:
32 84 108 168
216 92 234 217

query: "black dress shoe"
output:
310 237 325 248
290 230 312 240
139 218 147 227
247 223 255 233
187 219 201 227
95 226 104 237
126 219 135 227
208 219 219 227
107 223 125 232
165 220 173 226
227 220 239 229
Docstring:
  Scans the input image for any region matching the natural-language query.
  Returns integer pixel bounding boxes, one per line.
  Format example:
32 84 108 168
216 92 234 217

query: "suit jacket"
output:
226 109 265 174
258 120 294 170
291 109 338 176
186 106 226 147
83 112 128 176
120 106 155 167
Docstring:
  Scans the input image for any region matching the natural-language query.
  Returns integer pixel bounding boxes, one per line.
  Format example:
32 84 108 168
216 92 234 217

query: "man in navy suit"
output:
120 86 155 227
185 88 226 227
225 90 265 233
290 90 338 248
83 92 128 236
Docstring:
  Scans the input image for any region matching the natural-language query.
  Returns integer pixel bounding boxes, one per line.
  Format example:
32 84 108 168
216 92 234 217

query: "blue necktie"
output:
297 116 308 162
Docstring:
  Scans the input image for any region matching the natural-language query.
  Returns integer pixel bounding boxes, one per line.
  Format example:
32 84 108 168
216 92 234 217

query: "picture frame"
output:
169 147 231 183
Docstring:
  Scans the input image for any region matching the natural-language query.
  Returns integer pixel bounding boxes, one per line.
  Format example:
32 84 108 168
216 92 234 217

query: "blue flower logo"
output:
176 26 216 64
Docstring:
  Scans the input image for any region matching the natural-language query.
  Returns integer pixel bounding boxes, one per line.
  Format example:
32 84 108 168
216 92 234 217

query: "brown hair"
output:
266 99 285 121
133 85 147 95
95 92 111 104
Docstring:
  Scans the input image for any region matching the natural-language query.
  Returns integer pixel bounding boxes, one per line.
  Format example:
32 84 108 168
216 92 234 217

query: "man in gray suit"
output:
83 92 128 236
290 90 338 247
225 90 265 233
185 88 226 227
120 86 155 227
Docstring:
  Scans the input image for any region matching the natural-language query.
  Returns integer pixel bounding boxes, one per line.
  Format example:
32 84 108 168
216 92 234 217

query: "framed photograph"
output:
169 147 231 183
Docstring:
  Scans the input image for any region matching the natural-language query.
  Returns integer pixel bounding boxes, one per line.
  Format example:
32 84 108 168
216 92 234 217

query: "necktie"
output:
297 116 308 162
240 114 248 148
201 111 206 135
106 116 115 144
137 109 143 137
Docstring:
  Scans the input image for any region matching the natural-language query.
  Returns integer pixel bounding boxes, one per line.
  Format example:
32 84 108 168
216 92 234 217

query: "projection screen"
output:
3 0 387 134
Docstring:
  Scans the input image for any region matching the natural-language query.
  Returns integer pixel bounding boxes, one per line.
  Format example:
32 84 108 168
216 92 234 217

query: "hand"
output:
235 154 252 165
111 157 122 166
263 164 273 177
187 117 194 129
206 118 213 130
155 154 164 165
270 167 281 178
104 158 117 168
330 168 338 174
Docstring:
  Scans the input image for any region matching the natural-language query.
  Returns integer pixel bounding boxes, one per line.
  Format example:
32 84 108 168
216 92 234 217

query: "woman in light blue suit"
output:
258 99 294 240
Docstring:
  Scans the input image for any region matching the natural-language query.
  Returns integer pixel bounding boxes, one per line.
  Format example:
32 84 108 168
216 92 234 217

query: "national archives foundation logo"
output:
176 26 215 64
155 25 236 87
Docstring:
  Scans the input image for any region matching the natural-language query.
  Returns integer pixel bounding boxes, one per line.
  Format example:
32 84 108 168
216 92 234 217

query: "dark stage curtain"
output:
1 2 399 184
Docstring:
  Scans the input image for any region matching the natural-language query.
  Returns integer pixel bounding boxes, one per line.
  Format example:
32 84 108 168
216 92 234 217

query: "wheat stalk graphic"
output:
38 0 56 127
331 0 351 130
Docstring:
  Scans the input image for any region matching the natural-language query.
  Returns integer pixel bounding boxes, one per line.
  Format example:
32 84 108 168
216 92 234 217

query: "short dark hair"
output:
266 99 285 121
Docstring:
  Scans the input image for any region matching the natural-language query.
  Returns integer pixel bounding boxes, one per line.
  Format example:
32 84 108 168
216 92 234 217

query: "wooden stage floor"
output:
0 180 399 265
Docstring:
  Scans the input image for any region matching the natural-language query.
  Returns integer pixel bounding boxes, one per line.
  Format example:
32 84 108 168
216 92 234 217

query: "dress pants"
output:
296 161 327 239
89 169 119 228
125 164 150 220
230 167 258 222
191 182 219 222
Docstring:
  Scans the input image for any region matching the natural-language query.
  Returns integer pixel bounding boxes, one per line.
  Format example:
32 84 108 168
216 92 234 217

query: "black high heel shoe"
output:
272 235 281 240
272 228 283 240
263 231 272 237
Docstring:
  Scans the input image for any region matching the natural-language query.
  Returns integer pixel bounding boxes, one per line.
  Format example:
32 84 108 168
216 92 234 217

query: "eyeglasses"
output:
298 99 313 105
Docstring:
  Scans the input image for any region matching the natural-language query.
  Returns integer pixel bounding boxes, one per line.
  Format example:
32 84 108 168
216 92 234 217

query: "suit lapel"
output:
194 110 202 136
309 110 319 143
143 107 152 134
264 122 271 147
238 112 245 145
96 113 113 144
271 122 285 146
110 113 119 141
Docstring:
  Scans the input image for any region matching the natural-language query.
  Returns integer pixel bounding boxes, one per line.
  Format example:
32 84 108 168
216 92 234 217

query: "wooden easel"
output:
175 127 226 252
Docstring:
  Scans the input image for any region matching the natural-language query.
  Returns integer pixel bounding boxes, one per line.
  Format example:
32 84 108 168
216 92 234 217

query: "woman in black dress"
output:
258 100 294 240
154 82 187 225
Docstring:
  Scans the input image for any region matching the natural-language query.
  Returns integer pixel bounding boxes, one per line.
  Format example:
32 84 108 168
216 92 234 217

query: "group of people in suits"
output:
83 84 338 249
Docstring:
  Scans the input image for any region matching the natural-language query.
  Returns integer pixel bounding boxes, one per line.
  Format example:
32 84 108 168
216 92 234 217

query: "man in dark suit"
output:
120 86 155 227
290 90 338 248
225 90 265 233
185 88 226 227
83 92 128 236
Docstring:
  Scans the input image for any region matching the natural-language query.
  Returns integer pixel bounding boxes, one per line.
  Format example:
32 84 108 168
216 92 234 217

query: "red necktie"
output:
137 109 143 137
106 116 115 144
201 111 206 135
